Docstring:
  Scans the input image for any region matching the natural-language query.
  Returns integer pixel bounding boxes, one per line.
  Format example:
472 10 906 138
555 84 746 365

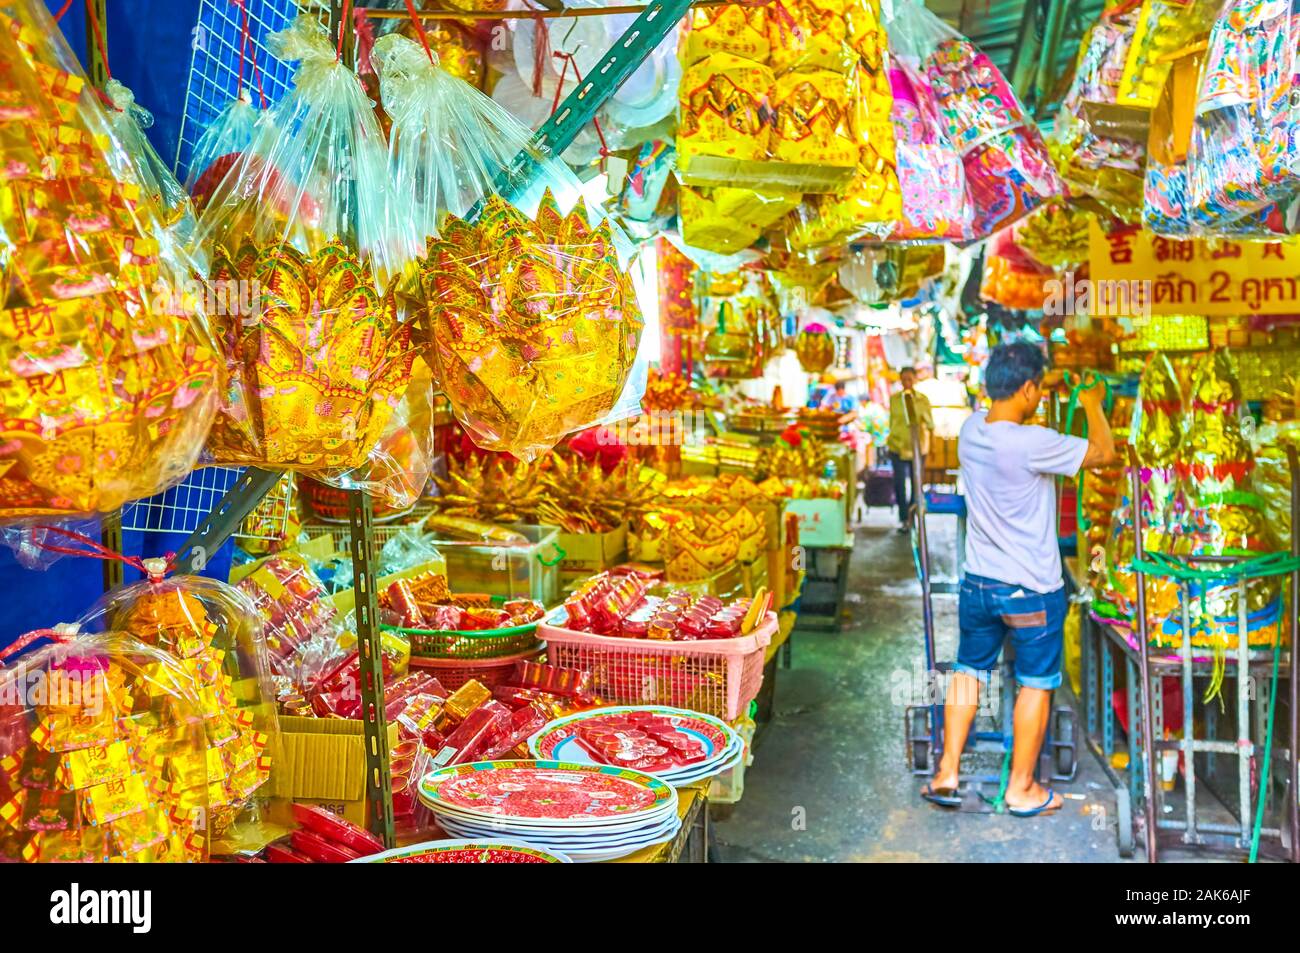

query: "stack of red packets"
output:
574 711 709 772
380 571 545 632
264 804 385 863
561 573 754 641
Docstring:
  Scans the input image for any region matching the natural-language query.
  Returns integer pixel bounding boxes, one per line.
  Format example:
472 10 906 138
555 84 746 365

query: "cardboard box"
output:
785 498 849 548
556 524 627 581
268 715 400 828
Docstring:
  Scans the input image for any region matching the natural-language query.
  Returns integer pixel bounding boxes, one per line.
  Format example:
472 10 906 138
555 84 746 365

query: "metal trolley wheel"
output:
1115 785 1135 858
906 706 934 775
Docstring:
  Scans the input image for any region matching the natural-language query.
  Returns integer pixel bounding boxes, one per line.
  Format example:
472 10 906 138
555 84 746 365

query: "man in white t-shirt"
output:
920 342 1116 817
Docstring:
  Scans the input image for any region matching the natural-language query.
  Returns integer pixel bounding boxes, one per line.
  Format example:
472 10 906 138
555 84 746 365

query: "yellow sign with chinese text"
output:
1087 220 1300 316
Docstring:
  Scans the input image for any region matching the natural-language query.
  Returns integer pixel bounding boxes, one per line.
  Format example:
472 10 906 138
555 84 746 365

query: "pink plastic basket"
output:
537 613 776 721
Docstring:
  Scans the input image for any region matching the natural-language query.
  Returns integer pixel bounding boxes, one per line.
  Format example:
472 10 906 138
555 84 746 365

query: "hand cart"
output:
900 394 1078 803
1079 447 1299 862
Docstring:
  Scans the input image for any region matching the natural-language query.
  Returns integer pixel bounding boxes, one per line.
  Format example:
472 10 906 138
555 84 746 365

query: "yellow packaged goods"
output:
0 3 217 520
768 68 860 169
768 0 855 74
679 4 770 67
190 16 416 474
0 632 211 863
678 52 774 164
679 184 800 254
418 193 644 461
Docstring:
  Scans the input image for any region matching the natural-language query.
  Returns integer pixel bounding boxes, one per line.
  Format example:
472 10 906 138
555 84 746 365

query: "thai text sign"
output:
1088 220 1300 316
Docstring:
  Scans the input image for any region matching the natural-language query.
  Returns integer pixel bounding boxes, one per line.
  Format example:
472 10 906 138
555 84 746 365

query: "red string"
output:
531 14 550 98
83 0 111 81
403 0 435 65
236 0 249 101
31 525 173 583
248 32 268 109
551 52 611 160
0 628 75 665
53 0 75 21
335 0 352 63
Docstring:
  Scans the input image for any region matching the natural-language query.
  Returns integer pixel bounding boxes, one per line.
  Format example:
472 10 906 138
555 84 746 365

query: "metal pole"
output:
1181 581 1195 843
1287 445 1300 862
1237 576 1252 848
905 392 938 757
100 510 123 591
1128 448 1160 861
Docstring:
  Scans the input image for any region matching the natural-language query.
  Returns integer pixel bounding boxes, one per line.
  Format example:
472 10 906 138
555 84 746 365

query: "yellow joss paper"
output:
769 68 859 168
678 52 774 164
679 184 800 254
679 5 770 67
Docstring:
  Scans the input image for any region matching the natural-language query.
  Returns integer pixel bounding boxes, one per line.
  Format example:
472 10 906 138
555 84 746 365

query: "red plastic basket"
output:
409 646 545 691
536 614 776 720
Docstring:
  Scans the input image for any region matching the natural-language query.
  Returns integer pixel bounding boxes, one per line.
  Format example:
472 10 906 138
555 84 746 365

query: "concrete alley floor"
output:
713 507 1125 863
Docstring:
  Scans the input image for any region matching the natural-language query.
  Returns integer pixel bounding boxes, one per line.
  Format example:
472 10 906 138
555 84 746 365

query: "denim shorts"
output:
955 573 1068 690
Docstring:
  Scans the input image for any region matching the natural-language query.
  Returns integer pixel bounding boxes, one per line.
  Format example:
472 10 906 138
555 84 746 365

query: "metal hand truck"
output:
900 396 1078 804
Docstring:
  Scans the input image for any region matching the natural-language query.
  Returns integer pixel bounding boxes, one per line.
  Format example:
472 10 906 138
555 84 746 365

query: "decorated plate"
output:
348 839 570 864
419 760 676 826
528 707 738 778
437 811 680 844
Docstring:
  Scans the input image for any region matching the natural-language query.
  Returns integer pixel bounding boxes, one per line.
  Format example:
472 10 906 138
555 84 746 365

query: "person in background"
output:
821 380 855 414
886 367 933 533
920 342 1116 817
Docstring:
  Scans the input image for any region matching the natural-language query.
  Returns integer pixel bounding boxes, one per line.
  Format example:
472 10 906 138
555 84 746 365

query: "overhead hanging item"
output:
1186 0 1300 233
375 33 645 461
0 1 218 522
887 57 971 242
190 15 417 475
888 0 1061 238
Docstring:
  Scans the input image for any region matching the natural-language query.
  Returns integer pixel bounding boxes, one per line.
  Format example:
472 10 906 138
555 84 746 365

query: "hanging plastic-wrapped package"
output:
100 79 197 258
1144 36 1285 236
887 58 971 241
0 629 210 862
190 15 417 474
184 95 269 212
1049 8 1147 220
679 184 800 255
889 0 1060 239
0 1 218 522
76 569 279 853
1187 0 1300 231
373 34 644 461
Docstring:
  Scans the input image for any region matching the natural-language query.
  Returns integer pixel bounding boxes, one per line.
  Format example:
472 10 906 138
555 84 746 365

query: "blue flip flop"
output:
1007 788 1061 818
920 783 962 809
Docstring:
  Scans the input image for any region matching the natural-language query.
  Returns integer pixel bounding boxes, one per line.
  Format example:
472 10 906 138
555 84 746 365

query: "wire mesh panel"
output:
120 468 293 541
173 0 299 179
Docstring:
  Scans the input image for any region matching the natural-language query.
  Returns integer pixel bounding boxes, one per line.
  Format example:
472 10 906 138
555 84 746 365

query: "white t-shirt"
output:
958 411 1089 594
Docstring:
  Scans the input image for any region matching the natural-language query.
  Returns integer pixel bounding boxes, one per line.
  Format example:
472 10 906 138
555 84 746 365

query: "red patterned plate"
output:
418 760 676 827
349 839 571 863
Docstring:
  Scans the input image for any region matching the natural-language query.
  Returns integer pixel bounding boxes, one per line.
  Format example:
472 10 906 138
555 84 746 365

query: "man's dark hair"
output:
900 366 916 376
985 342 1047 400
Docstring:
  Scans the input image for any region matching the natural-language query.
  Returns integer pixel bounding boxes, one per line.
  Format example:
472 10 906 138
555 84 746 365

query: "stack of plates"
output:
418 761 680 863
528 706 744 786
349 839 571 864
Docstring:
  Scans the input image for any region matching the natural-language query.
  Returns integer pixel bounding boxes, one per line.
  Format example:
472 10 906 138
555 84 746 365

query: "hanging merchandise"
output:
185 95 268 211
679 184 800 255
399 17 485 88
1186 0 1300 232
1014 202 1092 271
190 15 417 476
886 57 971 242
888 0 1061 239
0 1 218 521
374 32 645 461
0 630 211 863
793 322 836 373
1049 6 1147 220
77 571 279 852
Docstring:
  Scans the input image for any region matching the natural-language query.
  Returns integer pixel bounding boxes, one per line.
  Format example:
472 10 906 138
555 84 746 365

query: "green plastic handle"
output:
537 542 567 567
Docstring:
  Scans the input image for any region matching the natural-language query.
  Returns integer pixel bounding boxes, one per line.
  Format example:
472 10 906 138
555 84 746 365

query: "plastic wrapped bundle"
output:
1050 9 1146 219
889 0 1061 238
190 15 416 473
887 59 971 241
0 1 218 521
0 630 210 862
77 573 278 850
1014 202 1092 270
1186 0 1300 232
184 94 267 211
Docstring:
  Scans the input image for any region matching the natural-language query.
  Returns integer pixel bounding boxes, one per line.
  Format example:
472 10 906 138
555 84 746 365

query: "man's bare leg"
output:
1004 686 1063 812
923 671 980 793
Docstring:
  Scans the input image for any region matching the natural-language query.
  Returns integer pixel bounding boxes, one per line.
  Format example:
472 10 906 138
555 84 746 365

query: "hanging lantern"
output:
794 322 836 373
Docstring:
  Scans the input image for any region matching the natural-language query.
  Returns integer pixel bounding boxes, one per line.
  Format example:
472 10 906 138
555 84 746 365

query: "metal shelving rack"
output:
164 0 697 846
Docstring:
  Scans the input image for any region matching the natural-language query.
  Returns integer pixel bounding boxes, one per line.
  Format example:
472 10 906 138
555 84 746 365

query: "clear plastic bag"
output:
190 15 417 473
183 94 268 211
0 629 210 862
77 573 280 852
886 58 971 241
1187 0 1300 231
888 0 1061 238
0 0 218 522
